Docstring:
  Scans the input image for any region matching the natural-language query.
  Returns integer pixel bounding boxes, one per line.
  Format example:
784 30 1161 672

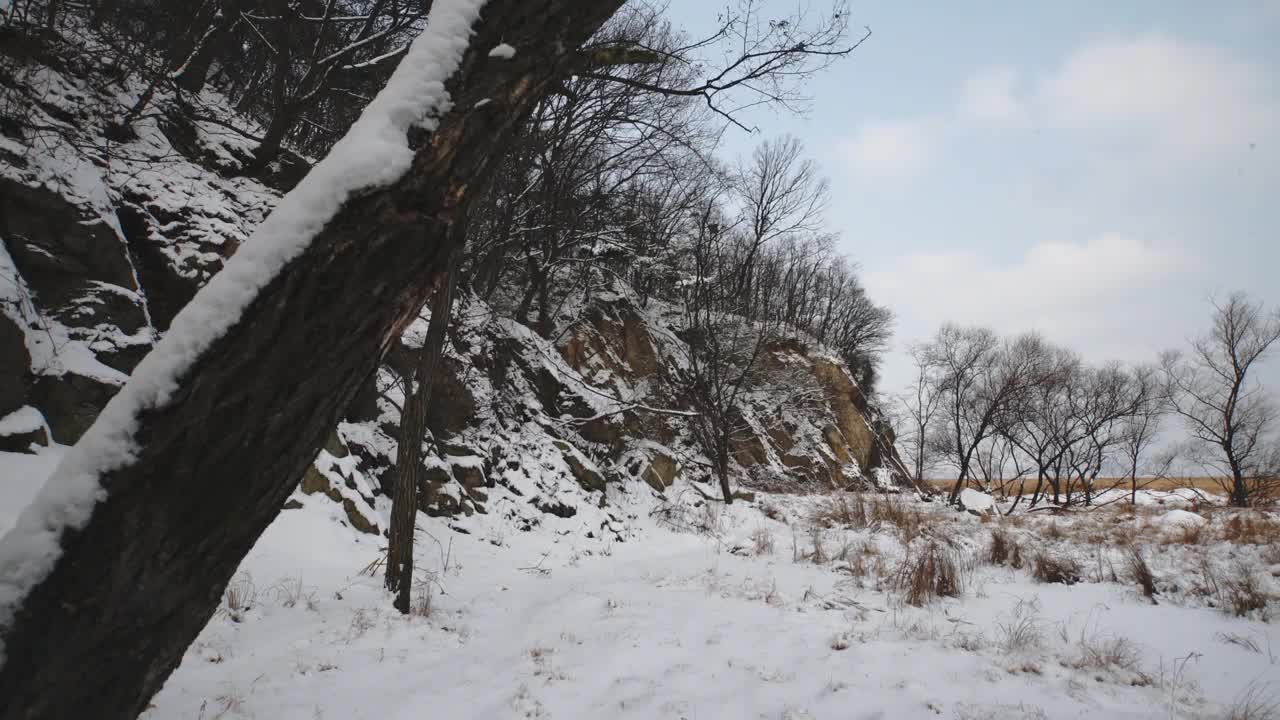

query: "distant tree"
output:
1162 292 1280 507
1115 364 1171 505
896 343 943 486
923 325 1038 504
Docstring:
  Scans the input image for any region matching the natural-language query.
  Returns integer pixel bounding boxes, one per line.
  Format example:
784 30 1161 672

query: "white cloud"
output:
1036 33 1276 157
960 67 1024 124
866 233 1190 367
836 119 932 179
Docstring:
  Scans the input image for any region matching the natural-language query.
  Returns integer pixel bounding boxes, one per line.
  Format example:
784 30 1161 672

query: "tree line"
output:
895 293 1280 509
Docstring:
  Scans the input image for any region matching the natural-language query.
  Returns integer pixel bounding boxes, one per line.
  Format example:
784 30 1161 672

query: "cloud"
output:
960 67 1024 124
865 233 1190 361
835 119 932 179
1036 33 1276 157
950 34 1277 165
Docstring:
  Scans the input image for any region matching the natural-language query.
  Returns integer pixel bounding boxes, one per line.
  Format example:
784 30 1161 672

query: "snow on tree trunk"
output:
0 1 623 718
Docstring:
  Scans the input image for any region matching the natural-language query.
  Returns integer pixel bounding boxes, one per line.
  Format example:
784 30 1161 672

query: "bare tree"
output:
1116 364 1170 505
896 342 942 486
679 203 779 503
385 253 459 614
582 0 869 132
1162 292 1280 506
923 325 1037 504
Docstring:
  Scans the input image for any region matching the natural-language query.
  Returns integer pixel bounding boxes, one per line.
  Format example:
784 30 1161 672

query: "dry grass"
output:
988 528 1011 566
1227 682 1280 720
995 598 1044 654
893 541 963 606
222 573 257 623
813 493 924 543
1221 514 1280 545
1125 546 1158 603
1223 563 1272 620
813 495 868 528
751 526 775 555
1074 633 1142 673
1031 552 1082 585
927 476 1231 493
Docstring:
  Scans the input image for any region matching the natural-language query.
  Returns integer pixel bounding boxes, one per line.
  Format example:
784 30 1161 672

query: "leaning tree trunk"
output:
0 2 623 719
386 255 459 614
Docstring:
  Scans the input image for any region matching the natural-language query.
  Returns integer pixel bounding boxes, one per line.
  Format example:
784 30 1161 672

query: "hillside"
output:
0 17 908 544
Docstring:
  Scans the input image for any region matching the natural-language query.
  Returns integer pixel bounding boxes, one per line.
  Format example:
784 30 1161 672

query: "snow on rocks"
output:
488 42 516 59
0 0 491 664
1158 508 1208 529
958 487 997 514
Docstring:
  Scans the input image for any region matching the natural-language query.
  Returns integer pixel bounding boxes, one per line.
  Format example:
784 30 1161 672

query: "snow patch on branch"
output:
0 0 490 664
488 43 516 59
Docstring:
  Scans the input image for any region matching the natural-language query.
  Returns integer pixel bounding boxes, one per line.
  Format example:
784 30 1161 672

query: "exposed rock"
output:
30 372 121 443
554 441 606 492
812 359 878 472
0 179 140 314
0 312 30 417
450 461 486 488
536 499 577 518
730 429 769 467
641 451 679 493
0 406 48 453
340 498 379 535
426 357 476 437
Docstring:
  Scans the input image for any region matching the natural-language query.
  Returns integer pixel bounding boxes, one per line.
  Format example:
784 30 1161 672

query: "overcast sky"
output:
669 0 1280 396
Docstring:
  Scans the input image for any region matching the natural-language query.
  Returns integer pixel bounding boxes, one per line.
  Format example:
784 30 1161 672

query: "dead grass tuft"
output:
751 526 775 556
1223 562 1272 620
988 527 1011 566
1227 681 1280 720
814 495 868 528
222 573 257 623
1125 546 1158 603
893 541 963 606
1031 552 1082 585
995 597 1044 654
1075 633 1142 673
1223 514 1280 545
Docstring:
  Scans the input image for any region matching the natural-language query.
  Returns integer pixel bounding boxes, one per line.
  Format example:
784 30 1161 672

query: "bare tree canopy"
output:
1162 292 1280 506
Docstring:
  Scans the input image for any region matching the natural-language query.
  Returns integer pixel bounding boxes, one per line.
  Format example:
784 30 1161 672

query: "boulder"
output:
642 451 678 492
30 372 121 443
0 312 30 418
0 406 48 453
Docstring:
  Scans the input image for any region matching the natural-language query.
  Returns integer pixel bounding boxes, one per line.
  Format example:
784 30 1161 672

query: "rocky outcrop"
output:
0 29 909 542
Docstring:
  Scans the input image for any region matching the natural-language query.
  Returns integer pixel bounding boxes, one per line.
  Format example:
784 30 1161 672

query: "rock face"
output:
0 30 910 535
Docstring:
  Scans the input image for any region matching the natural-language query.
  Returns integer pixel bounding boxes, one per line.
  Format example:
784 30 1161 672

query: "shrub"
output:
893 541 963 606
1031 552 1082 585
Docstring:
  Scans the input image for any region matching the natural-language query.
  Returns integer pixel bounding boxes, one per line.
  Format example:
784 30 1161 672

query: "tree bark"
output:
386 252 459 613
0 2 623 719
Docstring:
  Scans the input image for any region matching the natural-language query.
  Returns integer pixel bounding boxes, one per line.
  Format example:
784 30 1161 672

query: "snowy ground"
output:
2 452 1278 719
